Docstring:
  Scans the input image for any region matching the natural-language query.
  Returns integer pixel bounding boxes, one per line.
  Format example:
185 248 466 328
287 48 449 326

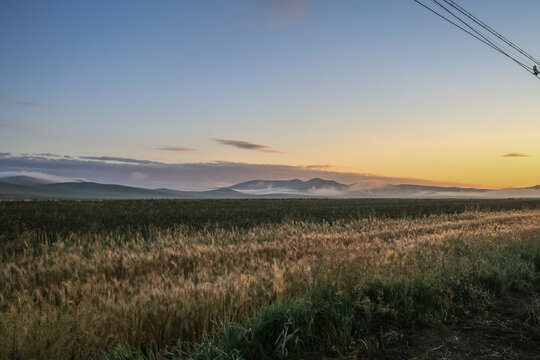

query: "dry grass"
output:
1 210 539 359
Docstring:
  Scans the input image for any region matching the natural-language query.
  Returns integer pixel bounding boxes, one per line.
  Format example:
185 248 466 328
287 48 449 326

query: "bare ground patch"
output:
377 282 540 360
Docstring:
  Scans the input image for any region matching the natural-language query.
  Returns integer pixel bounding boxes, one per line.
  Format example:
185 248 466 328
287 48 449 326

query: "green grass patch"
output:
105 235 540 360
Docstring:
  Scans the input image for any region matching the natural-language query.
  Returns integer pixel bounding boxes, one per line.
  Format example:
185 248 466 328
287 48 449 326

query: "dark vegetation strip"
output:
2 198 539 242
105 235 540 360
1 200 539 359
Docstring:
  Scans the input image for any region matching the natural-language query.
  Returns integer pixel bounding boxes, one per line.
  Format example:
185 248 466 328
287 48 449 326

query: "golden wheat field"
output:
1 206 540 359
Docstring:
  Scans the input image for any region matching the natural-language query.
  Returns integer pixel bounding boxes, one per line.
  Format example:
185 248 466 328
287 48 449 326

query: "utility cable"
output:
442 0 540 66
413 0 537 76
428 0 534 73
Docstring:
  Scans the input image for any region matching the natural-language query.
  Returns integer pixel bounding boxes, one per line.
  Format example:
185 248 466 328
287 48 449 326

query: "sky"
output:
1 0 539 189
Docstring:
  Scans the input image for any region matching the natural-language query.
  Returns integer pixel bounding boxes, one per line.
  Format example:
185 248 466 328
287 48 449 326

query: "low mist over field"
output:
1 172 539 199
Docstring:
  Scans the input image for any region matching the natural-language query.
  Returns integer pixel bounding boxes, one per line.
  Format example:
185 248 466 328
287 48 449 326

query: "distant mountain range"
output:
1 176 539 199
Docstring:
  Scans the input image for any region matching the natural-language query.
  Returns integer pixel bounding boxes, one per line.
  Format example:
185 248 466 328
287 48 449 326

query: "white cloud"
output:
0 153 479 191
131 171 148 180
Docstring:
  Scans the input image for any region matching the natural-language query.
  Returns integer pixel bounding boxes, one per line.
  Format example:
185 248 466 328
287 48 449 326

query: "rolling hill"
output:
0 176 539 199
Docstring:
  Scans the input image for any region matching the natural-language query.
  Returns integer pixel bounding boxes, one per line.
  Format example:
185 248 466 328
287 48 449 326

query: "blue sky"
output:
1 0 539 189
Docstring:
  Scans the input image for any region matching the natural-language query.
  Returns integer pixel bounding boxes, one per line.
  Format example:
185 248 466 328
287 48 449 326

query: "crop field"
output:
1 199 540 359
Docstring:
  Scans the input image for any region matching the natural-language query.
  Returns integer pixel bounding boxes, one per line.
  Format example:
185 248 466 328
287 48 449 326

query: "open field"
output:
2 198 540 244
380 283 540 359
1 199 540 359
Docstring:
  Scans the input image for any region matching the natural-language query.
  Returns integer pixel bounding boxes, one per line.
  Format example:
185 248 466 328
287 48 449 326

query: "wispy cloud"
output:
502 153 532 158
212 138 283 153
0 152 476 191
260 0 305 17
1 94 43 107
244 0 307 28
157 146 196 152
304 164 333 170
79 156 160 165
11 101 43 107
35 153 61 157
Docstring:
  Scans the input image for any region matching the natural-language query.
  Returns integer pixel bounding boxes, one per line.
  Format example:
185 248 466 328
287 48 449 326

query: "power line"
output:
428 0 534 73
434 0 535 68
442 0 540 66
411 0 508 59
413 0 539 77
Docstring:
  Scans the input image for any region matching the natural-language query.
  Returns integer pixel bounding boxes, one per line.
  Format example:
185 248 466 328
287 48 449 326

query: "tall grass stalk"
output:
0 209 539 359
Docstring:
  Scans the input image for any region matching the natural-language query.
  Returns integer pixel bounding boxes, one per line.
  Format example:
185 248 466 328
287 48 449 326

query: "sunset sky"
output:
1 0 539 189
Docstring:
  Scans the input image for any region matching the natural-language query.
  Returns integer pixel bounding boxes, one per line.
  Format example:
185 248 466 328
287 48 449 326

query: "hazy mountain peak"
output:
229 178 348 192
1 176 539 199
0 175 56 186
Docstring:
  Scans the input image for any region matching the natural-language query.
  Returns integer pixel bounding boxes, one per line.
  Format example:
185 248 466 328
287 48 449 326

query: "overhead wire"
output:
428 0 534 73
442 0 540 66
436 0 535 68
411 0 511 59
413 0 539 77
425 0 534 73
440 0 539 69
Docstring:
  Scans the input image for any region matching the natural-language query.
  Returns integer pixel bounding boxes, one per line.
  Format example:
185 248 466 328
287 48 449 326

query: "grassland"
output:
1 199 539 359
